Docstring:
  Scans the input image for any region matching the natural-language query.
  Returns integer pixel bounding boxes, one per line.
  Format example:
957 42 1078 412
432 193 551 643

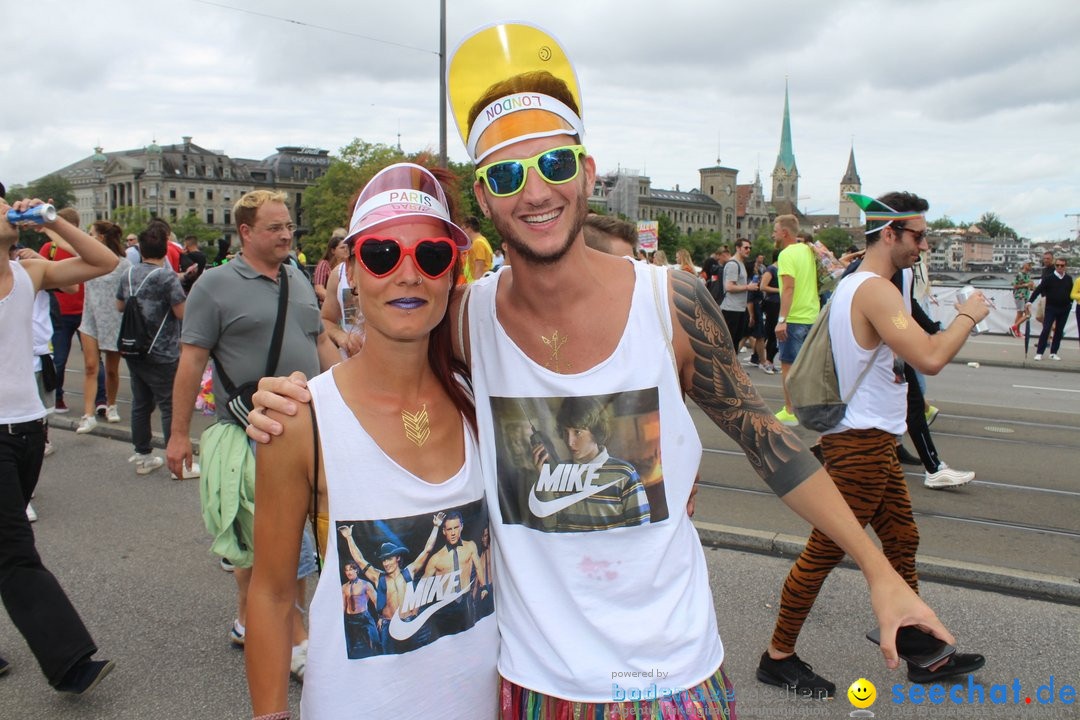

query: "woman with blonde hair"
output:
676 248 695 275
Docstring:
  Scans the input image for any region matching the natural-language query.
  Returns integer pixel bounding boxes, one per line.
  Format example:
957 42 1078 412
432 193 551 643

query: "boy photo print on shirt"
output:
334 498 493 659
490 389 668 533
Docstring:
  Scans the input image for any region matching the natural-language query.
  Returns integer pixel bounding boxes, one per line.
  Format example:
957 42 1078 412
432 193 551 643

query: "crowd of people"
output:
2 19 1072 720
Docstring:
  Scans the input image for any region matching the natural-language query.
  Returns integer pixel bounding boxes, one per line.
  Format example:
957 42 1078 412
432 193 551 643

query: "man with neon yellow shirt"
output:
462 216 493 282
773 214 819 425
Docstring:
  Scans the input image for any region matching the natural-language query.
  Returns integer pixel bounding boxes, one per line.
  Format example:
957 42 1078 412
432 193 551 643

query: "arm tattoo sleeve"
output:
670 270 820 496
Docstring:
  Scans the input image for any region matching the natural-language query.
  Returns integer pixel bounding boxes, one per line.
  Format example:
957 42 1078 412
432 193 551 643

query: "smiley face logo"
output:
847 678 877 709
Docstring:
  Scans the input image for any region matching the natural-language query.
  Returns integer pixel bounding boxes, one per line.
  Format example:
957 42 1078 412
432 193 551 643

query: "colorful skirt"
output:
499 665 736 720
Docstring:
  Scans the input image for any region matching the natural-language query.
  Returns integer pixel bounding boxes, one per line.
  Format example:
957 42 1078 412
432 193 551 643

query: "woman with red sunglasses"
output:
245 163 497 720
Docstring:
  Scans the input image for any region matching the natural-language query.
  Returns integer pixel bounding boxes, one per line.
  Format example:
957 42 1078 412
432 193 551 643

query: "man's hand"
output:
868 572 955 669
338 328 364 358
531 443 551 470
15 247 45 261
246 371 312 443
166 435 194 478
956 291 990 323
776 321 788 342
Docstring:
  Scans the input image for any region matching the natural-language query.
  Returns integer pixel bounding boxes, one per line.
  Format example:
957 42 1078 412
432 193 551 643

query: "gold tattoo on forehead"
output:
891 311 909 330
694 305 723 346
541 330 569 372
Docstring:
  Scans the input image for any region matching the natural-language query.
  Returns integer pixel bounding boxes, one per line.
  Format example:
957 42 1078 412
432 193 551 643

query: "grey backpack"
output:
787 301 881 432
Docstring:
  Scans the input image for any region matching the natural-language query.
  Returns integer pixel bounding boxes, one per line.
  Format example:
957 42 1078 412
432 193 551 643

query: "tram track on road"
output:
694 477 1080 539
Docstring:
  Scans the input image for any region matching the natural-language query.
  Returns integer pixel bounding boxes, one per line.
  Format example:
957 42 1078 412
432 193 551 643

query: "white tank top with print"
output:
467 259 722 702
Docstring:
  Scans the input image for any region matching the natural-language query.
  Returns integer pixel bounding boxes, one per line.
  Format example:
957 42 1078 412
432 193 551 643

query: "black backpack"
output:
117 267 168 358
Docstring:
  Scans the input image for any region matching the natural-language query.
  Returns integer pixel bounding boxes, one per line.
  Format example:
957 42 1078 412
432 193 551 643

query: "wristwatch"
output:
777 316 786 323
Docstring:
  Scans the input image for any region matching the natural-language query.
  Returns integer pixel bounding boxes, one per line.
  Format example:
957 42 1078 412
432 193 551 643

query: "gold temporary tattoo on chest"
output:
541 330 569 372
891 312 909 330
694 305 722 345
401 404 431 447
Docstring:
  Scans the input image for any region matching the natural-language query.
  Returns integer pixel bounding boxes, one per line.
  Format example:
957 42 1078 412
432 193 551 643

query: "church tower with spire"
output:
838 145 862 229
771 81 799 209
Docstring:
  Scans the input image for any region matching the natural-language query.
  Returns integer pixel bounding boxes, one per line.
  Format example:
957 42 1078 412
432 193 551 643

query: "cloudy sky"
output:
3 0 1078 240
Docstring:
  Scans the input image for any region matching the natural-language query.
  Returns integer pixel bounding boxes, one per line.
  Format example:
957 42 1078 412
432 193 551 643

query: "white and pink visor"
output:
344 163 471 250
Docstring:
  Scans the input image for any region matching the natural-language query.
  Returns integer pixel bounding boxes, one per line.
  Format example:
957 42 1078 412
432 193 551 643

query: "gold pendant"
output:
401 404 431 447
541 330 568 372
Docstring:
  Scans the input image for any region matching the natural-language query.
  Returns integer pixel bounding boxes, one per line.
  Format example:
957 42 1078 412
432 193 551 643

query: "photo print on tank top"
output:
334 498 494 659
490 389 668 533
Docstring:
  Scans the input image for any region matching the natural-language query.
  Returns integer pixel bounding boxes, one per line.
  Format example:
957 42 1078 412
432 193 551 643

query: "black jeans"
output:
1036 304 1069 355
0 423 97 685
763 302 780 363
721 309 748 349
126 357 178 455
903 363 940 473
51 313 105 407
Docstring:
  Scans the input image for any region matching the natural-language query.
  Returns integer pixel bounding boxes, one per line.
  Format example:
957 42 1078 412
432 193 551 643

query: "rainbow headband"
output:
847 193 923 234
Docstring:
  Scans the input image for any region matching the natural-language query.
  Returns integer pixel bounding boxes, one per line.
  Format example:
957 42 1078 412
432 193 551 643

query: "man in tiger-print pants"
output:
757 191 989 697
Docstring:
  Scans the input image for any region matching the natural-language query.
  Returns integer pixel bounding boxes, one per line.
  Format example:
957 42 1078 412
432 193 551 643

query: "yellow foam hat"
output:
447 22 584 164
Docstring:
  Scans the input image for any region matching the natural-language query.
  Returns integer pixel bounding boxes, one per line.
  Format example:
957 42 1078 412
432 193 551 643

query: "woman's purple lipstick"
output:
388 297 426 310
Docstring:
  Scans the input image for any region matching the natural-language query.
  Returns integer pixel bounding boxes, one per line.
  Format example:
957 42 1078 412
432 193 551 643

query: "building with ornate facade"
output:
43 137 330 242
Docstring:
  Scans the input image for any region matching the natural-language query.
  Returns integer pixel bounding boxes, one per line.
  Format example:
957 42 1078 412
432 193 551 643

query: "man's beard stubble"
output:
491 190 588 268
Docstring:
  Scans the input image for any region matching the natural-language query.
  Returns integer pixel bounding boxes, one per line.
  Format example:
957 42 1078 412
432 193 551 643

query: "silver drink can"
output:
956 285 989 335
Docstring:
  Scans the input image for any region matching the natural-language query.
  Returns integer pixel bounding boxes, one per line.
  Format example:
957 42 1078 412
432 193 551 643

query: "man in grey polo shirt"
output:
720 238 758 349
166 189 337 675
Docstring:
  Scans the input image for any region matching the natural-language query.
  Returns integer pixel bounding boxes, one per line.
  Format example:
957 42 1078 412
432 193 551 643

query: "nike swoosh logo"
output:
528 477 624 518
387 582 471 641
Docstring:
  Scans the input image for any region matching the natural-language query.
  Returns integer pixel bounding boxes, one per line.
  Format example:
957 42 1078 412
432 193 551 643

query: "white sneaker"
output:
105 405 121 423
290 640 308 682
128 452 164 475
75 415 97 434
1033 354 1042 361
1049 354 1062 361
26 502 38 523
170 461 201 480
44 442 55 457
924 462 975 489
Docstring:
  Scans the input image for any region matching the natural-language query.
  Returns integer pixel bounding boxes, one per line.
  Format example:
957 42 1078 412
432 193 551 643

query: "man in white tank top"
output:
0 194 120 694
250 25 967 714
761 192 991 694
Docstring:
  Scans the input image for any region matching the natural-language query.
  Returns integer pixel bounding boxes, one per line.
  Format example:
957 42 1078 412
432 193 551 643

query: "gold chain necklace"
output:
541 330 569 372
401 404 431 447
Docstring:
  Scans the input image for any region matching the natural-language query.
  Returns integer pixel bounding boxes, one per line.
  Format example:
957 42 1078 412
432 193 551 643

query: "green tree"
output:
929 215 956 230
656 213 679 257
302 139 411 259
976 212 1016 239
172 212 220 248
28 174 75 209
448 159 500 250
111 206 153 238
815 227 856 258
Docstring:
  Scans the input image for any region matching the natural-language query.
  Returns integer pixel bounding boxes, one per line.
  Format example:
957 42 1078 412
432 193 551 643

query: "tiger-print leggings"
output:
769 428 919 654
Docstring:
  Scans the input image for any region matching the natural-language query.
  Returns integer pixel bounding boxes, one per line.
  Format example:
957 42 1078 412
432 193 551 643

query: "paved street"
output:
694 357 1080 582
9 337 1075 717
3 430 1078 718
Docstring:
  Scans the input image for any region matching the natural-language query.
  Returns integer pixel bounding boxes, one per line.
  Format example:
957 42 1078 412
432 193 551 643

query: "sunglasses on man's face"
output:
355 235 458 279
475 145 586 198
